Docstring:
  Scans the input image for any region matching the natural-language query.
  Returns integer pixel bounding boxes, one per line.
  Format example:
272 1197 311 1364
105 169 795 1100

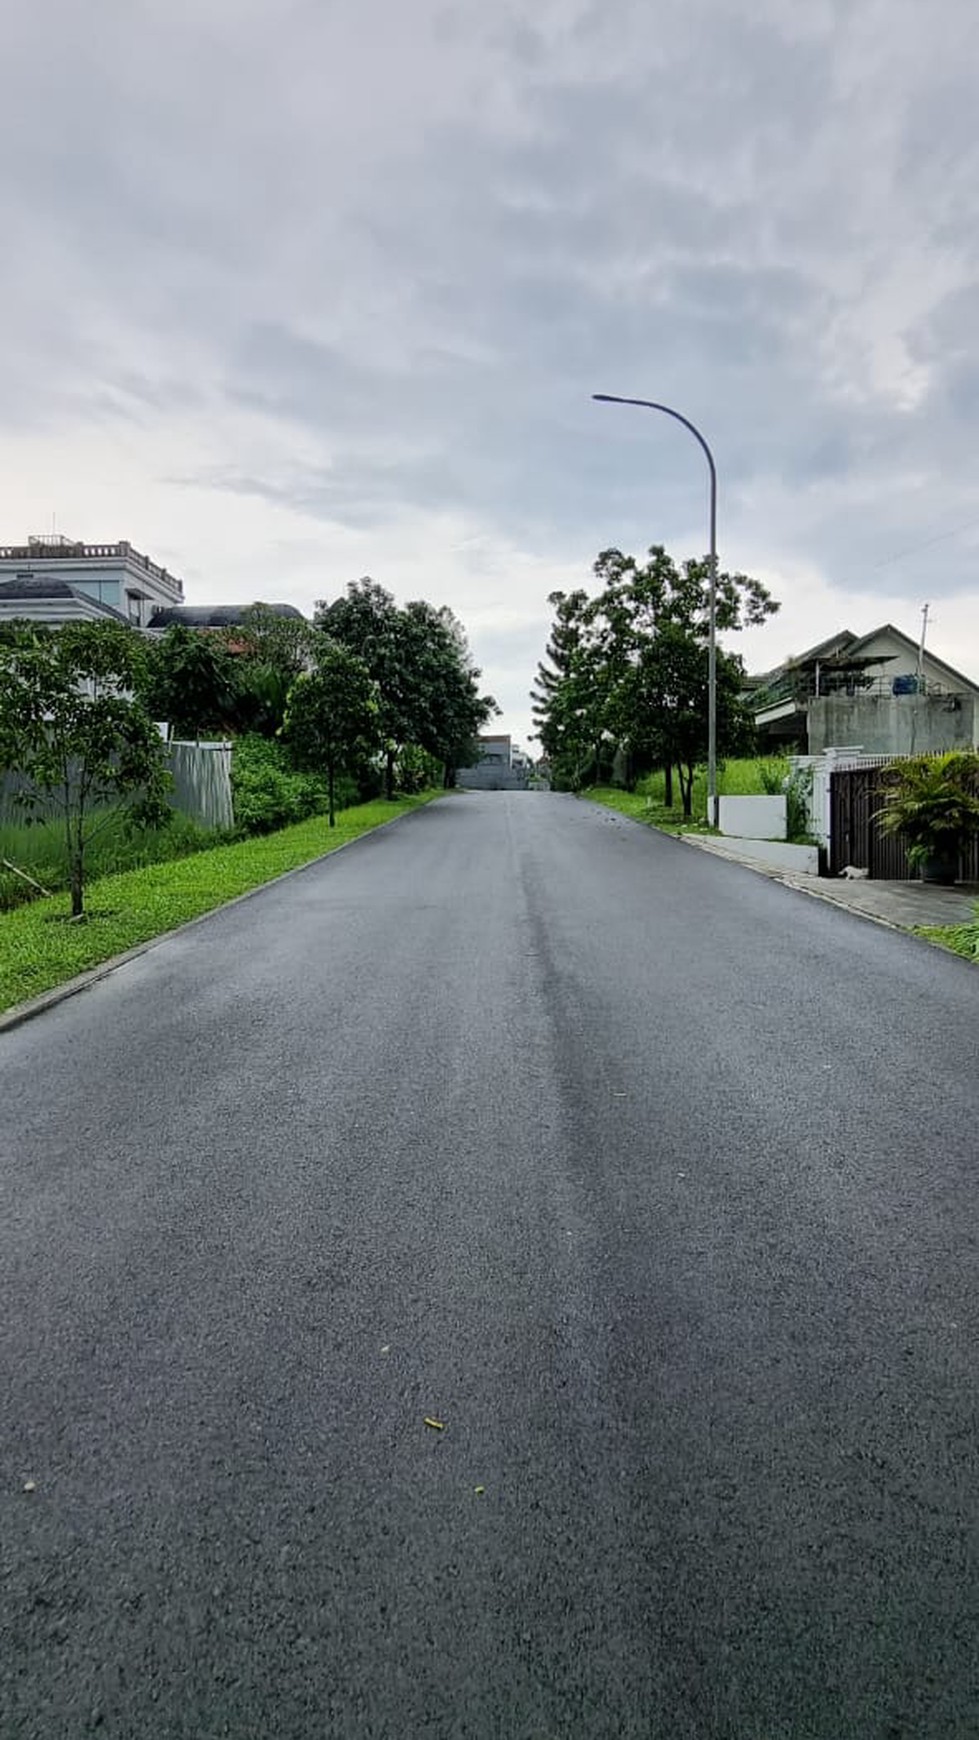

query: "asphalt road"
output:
2 792 977 1740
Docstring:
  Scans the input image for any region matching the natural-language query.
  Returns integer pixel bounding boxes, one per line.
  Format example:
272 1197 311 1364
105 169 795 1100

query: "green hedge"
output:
230 734 357 834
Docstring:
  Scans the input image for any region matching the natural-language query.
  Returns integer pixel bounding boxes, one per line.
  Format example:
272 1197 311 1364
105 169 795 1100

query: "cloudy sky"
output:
3 0 978 745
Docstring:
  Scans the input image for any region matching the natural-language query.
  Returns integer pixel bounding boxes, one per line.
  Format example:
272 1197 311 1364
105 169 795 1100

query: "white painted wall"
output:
717 795 786 839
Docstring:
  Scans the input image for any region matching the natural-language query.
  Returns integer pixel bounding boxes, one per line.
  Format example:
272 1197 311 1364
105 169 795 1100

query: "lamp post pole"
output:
593 394 719 828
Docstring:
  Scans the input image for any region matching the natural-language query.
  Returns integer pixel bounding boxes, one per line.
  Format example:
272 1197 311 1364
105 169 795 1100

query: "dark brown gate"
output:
830 764 979 879
829 766 876 875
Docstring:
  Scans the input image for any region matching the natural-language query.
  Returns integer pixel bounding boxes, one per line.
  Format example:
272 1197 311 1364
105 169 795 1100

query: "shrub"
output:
757 755 790 795
396 743 442 794
875 751 979 869
231 735 331 835
784 763 814 843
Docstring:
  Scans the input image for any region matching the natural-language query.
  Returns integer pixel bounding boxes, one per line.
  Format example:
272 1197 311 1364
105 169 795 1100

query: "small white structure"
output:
716 795 786 840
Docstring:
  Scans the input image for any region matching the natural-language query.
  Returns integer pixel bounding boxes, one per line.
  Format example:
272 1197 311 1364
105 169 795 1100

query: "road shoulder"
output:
680 831 978 954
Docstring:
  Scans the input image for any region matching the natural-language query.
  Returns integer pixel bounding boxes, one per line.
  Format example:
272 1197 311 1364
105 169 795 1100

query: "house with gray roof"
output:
750 623 979 756
0 575 131 628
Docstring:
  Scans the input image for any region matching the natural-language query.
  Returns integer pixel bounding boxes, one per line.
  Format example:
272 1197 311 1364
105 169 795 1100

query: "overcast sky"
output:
3 0 978 745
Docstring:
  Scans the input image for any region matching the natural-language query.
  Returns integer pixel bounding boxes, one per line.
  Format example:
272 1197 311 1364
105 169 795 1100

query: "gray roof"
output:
148 603 306 629
847 623 979 695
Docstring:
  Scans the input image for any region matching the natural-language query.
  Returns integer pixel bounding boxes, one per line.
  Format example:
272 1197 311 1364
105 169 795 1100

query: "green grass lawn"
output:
584 785 714 835
584 756 808 836
0 793 438 1016
0 809 222 911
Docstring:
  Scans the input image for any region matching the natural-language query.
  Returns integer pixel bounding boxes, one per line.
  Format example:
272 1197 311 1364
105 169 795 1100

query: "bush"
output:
396 743 442 794
784 763 814 843
231 735 362 835
757 755 790 795
230 735 329 835
875 751 979 869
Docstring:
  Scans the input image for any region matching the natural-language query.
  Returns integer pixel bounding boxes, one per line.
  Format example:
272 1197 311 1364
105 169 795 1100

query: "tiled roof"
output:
148 604 306 629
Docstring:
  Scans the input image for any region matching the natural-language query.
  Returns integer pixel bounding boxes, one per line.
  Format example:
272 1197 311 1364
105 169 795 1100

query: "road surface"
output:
2 792 976 1739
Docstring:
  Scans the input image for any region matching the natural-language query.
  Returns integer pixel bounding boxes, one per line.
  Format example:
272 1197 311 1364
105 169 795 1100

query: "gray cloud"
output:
2 0 979 738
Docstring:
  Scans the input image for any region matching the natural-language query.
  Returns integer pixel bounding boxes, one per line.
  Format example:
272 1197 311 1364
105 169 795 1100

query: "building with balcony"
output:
0 535 184 629
749 624 979 756
456 734 531 790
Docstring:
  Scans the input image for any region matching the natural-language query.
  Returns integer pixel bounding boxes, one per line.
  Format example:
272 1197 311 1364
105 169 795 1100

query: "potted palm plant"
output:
876 751 979 884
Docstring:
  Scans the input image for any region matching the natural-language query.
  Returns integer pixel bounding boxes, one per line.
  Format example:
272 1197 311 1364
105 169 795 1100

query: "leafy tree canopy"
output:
316 580 496 791
281 638 381 825
532 545 779 809
0 622 171 915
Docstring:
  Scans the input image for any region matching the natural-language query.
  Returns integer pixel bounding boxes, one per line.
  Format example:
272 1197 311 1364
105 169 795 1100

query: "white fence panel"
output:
167 741 234 832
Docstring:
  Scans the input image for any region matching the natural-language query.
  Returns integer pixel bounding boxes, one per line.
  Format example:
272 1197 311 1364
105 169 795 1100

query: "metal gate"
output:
830 764 979 879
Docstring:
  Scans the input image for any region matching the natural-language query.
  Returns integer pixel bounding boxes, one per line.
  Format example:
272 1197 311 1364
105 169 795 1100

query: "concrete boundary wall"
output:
695 836 820 876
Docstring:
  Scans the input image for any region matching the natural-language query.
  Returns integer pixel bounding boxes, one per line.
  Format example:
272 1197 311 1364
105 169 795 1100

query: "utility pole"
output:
917 602 930 692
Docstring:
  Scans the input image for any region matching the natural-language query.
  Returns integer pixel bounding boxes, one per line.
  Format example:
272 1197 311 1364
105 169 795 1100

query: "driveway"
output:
2 792 976 1738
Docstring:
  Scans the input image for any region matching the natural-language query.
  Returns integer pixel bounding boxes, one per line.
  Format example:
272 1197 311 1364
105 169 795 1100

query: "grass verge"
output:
915 919 979 961
582 786 716 835
0 792 439 1016
1 810 222 912
584 757 816 842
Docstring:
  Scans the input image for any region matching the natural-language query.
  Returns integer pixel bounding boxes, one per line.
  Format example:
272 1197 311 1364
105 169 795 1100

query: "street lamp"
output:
593 394 719 829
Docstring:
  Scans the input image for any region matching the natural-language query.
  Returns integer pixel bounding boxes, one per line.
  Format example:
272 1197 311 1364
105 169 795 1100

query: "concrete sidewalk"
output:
683 833 978 935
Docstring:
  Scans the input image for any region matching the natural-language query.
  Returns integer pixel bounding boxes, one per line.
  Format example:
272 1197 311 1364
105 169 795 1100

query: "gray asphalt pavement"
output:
2 792 977 1740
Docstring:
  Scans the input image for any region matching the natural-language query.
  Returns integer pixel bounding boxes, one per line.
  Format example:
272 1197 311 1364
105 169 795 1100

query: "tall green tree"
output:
399 600 497 785
315 581 412 798
142 624 238 740
532 545 778 810
531 590 615 790
316 582 495 793
281 639 380 825
610 621 755 816
0 623 171 916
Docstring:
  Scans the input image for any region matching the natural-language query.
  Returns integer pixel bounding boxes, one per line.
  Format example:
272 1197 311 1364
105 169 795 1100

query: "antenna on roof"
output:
916 602 930 691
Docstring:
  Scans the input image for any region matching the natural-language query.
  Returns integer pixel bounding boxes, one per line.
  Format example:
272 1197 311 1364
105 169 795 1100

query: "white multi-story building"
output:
0 535 184 629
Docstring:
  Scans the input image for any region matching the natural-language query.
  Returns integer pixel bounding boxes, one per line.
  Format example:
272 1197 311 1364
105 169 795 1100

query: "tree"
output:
531 590 589 737
315 581 412 798
316 582 496 793
398 600 497 785
0 623 171 916
222 605 317 738
533 545 778 809
614 621 755 816
591 546 776 812
141 624 238 740
281 638 380 825
531 590 615 790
